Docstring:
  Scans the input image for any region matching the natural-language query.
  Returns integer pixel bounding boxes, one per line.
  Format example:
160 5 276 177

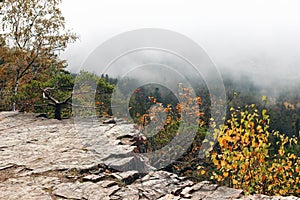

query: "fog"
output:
60 0 300 93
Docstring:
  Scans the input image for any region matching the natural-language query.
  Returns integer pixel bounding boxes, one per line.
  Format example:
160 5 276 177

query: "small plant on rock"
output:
209 103 300 196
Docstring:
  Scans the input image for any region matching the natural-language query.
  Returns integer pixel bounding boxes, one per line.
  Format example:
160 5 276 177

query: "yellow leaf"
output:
217 175 223 182
268 167 273 172
232 162 238 169
279 189 286 195
213 159 219 166
223 171 229 177
289 154 296 160
221 160 226 167
278 148 284 156
268 185 272 191
232 179 238 185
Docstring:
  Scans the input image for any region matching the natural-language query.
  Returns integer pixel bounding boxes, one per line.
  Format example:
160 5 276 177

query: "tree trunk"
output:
12 78 19 111
54 104 62 120
41 87 72 120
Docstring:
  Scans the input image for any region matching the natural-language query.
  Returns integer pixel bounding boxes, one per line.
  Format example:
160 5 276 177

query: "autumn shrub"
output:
209 103 300 196
134 85 205 152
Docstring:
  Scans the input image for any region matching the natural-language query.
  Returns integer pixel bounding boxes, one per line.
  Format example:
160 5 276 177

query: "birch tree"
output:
0 0 77 110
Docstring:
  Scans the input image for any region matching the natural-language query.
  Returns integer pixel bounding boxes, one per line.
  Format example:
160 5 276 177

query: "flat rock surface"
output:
0 112 299 200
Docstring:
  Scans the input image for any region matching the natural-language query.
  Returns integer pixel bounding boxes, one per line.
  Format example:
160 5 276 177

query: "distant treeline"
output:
1 68 300 138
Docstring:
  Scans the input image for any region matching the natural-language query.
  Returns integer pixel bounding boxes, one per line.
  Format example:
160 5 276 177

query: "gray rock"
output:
111 170 141 184
208 186 243 199
0 176 60 200
82 174 105 182
158 194 181 200
53 181 120 200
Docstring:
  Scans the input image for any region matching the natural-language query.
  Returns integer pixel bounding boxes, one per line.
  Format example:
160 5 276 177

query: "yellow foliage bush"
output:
209 104 300 196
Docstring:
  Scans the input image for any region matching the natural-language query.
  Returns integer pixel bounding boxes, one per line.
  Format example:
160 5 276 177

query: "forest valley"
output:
2 0 300 197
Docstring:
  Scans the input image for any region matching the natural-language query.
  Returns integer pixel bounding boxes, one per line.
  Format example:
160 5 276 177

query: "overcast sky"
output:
60 0 300 85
